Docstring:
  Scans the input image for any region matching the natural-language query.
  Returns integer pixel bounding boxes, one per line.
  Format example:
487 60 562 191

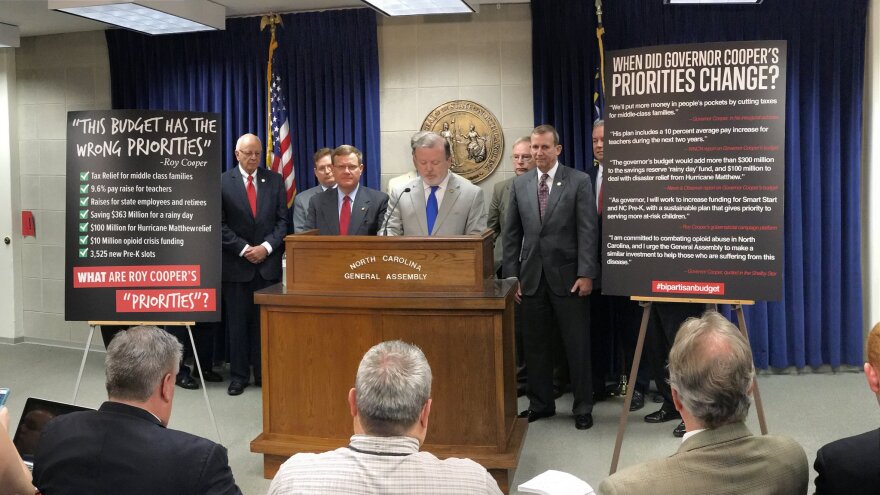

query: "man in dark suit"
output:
292 148 335 233
33 326 242 495
488 137 535 396
221 133 288 395
305 145 388 235
814 320 880 494
503 124 599 430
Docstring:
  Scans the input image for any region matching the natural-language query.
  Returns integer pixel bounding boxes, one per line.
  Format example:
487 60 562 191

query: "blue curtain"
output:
530 0 598 173
105 8 381 192
532 0 867 368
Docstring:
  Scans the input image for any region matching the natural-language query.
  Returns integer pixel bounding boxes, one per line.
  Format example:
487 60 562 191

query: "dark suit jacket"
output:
502 164 598 296
305 185 389 235
33 401 242 495
488 177 513 273
814 428 880 495
221 166 288 282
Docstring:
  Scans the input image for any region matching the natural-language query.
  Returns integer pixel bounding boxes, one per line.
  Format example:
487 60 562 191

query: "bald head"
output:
668 311 755 429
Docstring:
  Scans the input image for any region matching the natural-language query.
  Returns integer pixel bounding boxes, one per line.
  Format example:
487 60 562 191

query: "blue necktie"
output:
426 186 439 235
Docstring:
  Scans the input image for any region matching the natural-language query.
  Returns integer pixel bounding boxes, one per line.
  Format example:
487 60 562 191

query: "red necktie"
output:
246 175 257 217
339 195 351 235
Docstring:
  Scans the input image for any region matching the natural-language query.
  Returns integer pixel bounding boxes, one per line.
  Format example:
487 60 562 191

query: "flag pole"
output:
261 14 283 168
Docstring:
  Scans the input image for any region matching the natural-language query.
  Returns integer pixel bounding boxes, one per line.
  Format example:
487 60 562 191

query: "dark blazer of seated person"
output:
33 326 242 495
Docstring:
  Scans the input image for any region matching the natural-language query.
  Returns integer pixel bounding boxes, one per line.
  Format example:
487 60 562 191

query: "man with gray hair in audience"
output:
597 311 808 495
33 326 242 495
268 340 502 495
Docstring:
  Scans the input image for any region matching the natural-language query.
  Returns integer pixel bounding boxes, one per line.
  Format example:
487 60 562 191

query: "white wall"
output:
0 49 23 343
14 31 111 346
377 3 534 197
864 0 880 339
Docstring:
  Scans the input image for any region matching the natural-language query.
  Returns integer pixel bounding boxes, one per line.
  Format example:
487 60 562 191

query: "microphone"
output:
383 187 411 236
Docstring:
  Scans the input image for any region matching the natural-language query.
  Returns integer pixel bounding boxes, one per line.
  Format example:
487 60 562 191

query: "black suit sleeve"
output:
264 176 289 250
305 193 318 232
502 180 523 279
198 443 243 495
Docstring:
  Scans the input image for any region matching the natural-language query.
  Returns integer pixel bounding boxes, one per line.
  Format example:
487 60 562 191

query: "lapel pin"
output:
261 178 265 183
360 207 365 211
556 181 562 186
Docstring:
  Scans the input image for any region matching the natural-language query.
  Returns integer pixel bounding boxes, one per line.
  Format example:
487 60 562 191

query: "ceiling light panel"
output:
49 1 225 35
362 0 476 16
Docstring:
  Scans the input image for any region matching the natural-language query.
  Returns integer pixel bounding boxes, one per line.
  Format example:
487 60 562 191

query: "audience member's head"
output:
348 340 432 443
105 326 182 426
668 311 755 430
865 321 880 405
312 147 335 188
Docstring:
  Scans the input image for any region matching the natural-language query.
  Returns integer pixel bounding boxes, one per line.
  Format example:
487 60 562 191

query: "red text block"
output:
116 288 216 312
652 280 725 296
73 265 200 288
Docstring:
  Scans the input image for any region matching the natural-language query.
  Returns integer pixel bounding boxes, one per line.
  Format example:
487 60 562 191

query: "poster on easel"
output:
64 110 222 321
602 40 786 301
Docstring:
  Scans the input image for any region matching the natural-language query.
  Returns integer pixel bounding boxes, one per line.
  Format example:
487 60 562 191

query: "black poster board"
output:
64 110 221 321
602 40 786 301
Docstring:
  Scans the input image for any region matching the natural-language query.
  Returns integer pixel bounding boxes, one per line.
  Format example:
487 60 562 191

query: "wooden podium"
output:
250 231 526 492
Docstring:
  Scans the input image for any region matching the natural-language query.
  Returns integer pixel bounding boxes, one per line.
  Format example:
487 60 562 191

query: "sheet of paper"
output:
517 469 595 495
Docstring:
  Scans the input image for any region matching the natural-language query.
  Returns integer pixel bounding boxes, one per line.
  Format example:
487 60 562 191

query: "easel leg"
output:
188 325 223 444
733 305 768 435
610 301 652 475
72 324 96 405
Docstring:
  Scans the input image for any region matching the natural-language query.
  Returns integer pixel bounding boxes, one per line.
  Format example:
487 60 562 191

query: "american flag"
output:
266 22 296 207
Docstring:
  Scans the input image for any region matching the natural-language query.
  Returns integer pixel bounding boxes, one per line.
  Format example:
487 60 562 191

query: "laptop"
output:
12 398 92 471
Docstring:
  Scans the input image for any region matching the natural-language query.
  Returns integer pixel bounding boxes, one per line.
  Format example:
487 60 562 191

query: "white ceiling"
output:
0 0 527 37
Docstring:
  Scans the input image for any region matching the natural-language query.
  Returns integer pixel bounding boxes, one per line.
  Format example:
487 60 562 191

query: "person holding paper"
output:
221 133 288 396
598 312 808 495
304 145 388 235
268 340 502 495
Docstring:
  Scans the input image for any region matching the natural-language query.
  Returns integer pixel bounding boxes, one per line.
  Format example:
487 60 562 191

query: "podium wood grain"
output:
251 232 525 493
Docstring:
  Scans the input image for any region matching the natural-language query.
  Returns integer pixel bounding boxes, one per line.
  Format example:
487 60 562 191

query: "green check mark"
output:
79 222 89 232
78 248 89 258
79 210 89 219
80 171 90 181
79 197 89 206
79 235 89 245
79 184 89 194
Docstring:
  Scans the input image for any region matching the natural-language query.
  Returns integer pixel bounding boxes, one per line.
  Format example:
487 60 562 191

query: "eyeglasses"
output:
315 165 333 173
512 154 532 161
237 150 261 157
333 164 361 172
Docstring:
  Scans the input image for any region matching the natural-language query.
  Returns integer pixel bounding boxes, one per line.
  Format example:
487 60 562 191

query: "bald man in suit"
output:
380 132 486 237
220 133 288 396
598 312 807 495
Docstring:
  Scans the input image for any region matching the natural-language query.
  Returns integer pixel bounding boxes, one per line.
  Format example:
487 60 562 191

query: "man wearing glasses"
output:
305 145 388 235
292 148 337 233
488 137 536 275
220 133 288 396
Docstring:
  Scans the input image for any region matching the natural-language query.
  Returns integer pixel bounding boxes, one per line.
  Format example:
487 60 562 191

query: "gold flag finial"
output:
260 13 283 34
594 0 603 26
